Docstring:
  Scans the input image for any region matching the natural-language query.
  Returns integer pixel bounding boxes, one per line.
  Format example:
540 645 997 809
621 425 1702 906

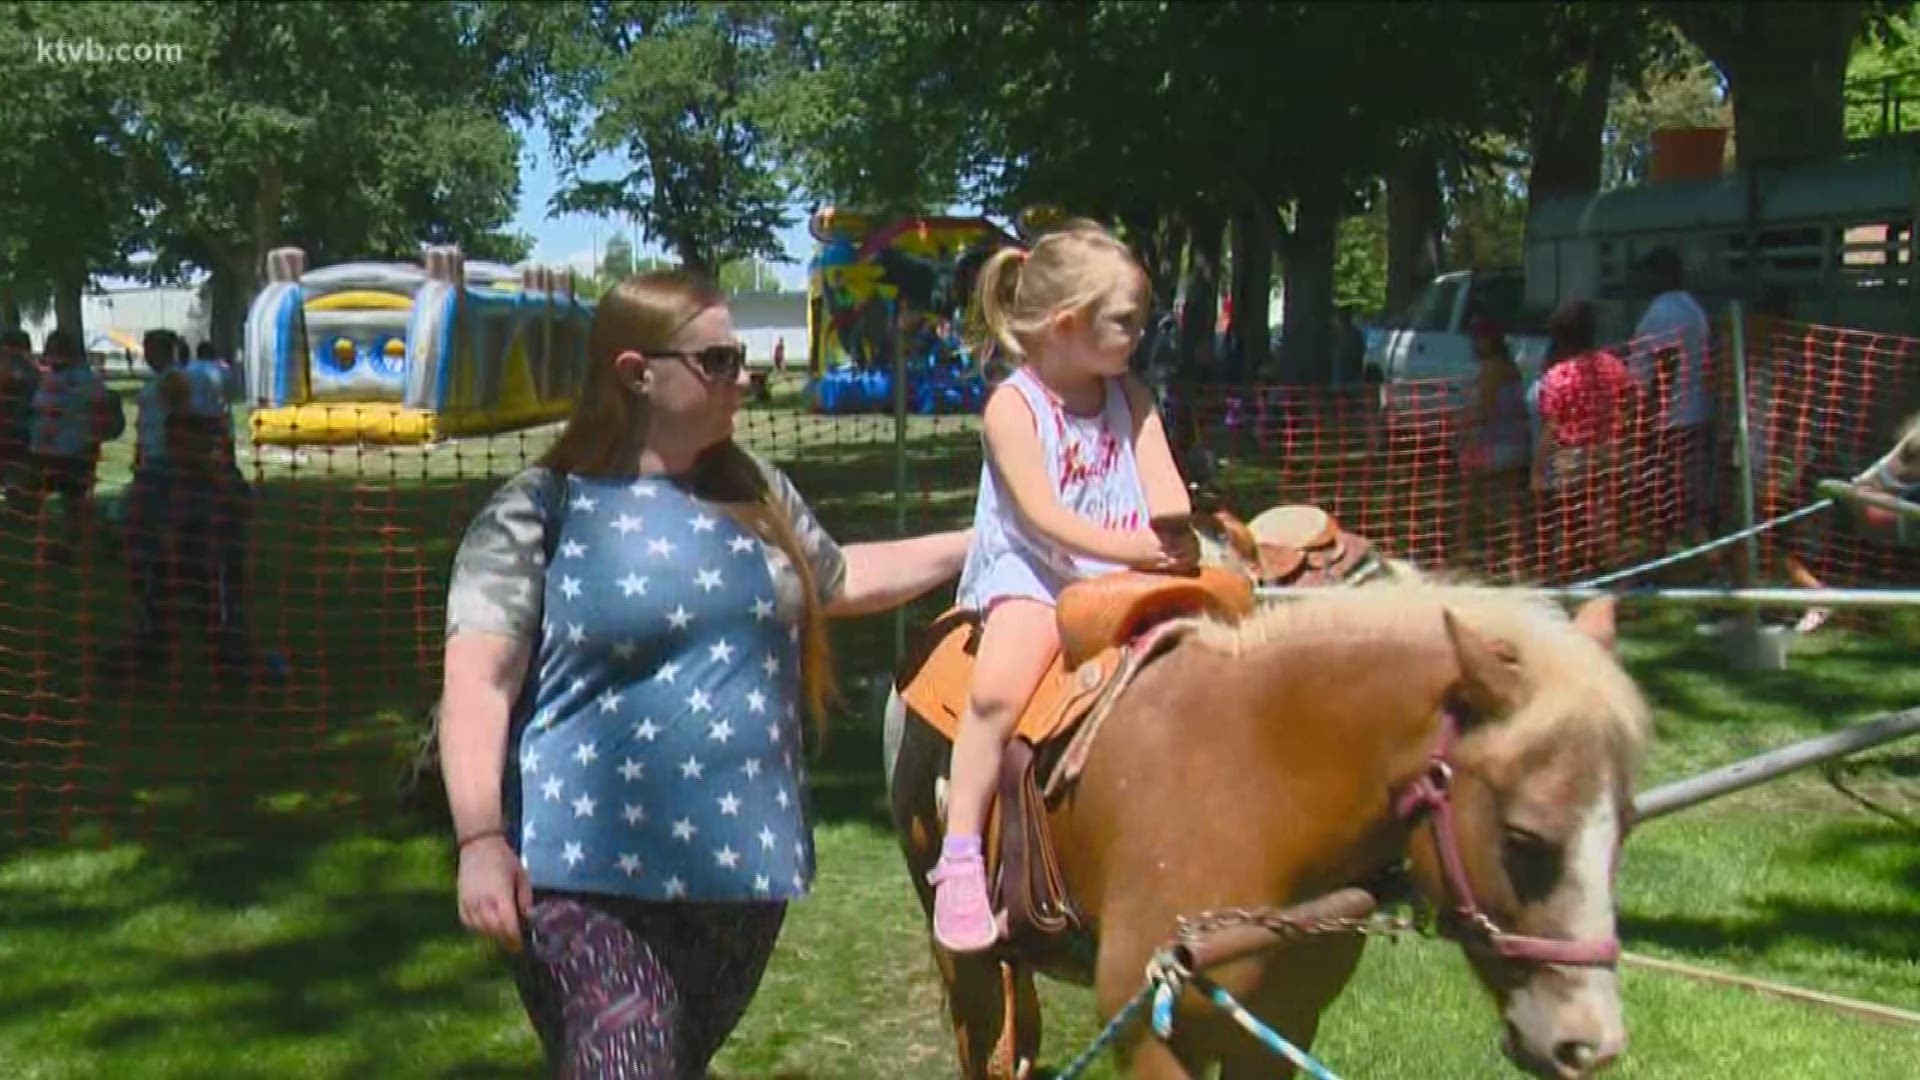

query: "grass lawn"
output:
1 389 1916 1077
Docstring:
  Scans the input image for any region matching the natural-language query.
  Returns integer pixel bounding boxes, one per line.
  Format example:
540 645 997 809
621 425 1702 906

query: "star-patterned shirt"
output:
446 456 846 903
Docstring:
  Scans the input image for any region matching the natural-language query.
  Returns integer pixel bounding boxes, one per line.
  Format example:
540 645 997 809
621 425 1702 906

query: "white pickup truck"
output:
1363 269 1551 404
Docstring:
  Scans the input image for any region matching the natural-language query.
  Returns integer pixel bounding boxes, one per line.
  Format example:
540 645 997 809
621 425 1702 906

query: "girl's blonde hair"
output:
968 219 1147 365
540 271 837 735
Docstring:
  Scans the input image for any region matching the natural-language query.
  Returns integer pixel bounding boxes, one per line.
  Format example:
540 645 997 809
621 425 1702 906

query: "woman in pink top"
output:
1531 301 1638 579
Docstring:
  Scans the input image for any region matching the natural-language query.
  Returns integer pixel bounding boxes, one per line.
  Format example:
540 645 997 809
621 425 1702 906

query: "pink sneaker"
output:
928 854 998 953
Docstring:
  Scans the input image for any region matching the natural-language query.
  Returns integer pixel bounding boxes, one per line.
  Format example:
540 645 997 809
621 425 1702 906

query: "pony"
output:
886 577 1649 1080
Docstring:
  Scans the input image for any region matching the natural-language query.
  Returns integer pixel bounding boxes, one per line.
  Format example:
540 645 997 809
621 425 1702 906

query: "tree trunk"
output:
1150 213 1186 314
54 268 85 346
1663 3 1865 168
1 284 19 332
1230 200 1274 379
251 157 284 291
1180 206 1224 374
1282 186 1340 386
1528 25 1623 200
210 266 246 359
1386 143 1444 318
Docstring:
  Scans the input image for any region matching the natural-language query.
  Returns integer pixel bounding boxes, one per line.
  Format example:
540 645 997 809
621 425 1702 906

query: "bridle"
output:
1392 705 1623 968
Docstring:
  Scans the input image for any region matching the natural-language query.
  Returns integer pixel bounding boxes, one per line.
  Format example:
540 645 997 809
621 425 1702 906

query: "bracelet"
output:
457 828 505 850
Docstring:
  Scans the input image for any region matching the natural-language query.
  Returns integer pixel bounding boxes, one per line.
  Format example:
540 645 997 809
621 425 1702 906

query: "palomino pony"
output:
886 578 1648 1080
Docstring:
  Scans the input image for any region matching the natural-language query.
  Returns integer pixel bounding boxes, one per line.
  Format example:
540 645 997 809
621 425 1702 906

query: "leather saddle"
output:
896 566 1254 948
1201 504 1384 588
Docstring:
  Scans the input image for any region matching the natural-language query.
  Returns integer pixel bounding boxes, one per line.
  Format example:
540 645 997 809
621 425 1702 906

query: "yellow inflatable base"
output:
249 402 573 446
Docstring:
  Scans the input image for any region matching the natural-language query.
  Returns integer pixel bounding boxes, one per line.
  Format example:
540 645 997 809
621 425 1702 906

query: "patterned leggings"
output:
512 892 787 1079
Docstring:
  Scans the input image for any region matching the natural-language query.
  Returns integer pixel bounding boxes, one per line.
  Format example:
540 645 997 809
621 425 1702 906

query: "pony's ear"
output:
1442 608 1522 717
1571 596 1618 653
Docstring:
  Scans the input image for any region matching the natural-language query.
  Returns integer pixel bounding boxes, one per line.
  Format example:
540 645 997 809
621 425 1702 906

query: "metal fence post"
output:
1728 301 1762 601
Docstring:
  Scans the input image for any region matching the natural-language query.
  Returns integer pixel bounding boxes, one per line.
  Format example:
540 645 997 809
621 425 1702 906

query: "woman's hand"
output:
458 834 533 952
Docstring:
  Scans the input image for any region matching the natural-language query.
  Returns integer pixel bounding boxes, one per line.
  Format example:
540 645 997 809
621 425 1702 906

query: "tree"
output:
133 1 541 351
718 258 783 293
1845 5 1920 141
1660 2 1875 167
549 1 798 279
1602 30 1731 189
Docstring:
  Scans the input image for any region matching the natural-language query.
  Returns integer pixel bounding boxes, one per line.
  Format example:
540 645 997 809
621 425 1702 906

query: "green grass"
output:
1 390 1917 1077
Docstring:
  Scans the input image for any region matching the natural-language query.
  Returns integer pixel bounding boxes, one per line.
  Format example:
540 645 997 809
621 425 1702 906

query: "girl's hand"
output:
1119 525 1199 572
457 834 533 953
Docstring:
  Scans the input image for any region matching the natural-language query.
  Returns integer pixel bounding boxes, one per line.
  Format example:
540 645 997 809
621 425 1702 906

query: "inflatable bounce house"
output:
805 210 1018 415
243 246 594 445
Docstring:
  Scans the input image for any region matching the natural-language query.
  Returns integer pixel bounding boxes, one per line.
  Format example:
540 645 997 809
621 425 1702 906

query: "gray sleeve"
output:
752 453 848 602
445 468 556 642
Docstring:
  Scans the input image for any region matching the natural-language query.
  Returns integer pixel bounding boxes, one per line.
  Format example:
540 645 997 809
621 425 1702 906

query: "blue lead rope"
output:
1051 950 1345 1080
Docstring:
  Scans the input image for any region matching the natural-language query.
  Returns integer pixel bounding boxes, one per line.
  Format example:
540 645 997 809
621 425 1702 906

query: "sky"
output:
510 120 817 291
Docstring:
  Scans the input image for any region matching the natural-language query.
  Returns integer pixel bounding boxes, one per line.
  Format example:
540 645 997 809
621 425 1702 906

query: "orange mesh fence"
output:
0 323 1912 846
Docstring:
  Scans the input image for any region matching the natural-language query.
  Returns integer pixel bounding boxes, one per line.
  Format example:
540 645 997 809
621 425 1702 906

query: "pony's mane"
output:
1191 578 1649 756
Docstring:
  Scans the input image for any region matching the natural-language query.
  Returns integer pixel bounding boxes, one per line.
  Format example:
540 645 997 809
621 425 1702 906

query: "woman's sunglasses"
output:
656 343 747 382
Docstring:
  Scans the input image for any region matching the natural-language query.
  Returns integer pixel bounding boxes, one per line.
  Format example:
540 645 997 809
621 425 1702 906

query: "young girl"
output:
931 223 1197 953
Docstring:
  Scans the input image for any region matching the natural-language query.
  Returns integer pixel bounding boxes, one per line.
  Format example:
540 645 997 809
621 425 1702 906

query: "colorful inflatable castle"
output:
805 210 1015 415
243 246 594 445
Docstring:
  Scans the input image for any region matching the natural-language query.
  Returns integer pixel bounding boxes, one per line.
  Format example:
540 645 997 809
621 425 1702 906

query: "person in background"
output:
1628 246 1715 551
772 336 786 374
26 329 117 563
1530 300 1638 581
0 329 37 514
1457 317 1531 577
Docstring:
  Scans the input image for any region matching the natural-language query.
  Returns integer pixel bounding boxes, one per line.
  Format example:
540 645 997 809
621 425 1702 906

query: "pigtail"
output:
969 246 1030 365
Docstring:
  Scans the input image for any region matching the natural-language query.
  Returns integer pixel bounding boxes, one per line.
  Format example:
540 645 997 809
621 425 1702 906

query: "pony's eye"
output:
1502 827 1564 902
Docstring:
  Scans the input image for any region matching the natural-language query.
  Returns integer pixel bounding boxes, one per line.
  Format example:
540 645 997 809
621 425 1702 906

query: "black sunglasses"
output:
656 343 747 382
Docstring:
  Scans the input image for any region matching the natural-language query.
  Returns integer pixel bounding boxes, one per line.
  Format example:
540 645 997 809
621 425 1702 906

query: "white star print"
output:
696 568 723 592
617 853 642 877
664 877 688 899
792 873 805 893
751 598 773 621
746 690 767 714
574 741 599 766
768 721 782 745
691 513 717 533
762 654 780 677
654 661 679 684
596 691 621 714
542 777 564 801
794 839 807 859
523 823 537 842
672 818 697 842
709 639 735 663
569 677 587 696
559 539 587 559
679 756 705 780
623 802 645 825
567 624 587 645
570 494 597 513
618 758 644 782
776 788 791 809
667 605 693 630
714 845 741 869
728 535 758 555
647 537 676 558
718 792 741 816
634 718 660 741
614 513 643 535
613 639 638 660
560 576 583 600
708 718 734 743
741 758 763 780
521 749 541 773
687 688 711 713
754 874 771 894
562 841 585 867
534 706 558 730
758 826 777 850
618 573 648 597
629 480 659 498
572 793 596 818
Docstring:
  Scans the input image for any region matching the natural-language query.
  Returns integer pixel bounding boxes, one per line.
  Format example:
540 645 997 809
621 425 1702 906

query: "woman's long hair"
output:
540 271 837 735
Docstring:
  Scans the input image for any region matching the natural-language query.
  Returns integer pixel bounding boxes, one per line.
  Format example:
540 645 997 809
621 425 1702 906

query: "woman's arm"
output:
1123 375 1192 520
828 529 972 618
984 387 1158 566
439 631 532 843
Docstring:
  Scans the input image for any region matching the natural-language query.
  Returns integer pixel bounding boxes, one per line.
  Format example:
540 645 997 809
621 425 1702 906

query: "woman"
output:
1457 318 1531 577
1528 300 1637 581
440 270 971 1078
